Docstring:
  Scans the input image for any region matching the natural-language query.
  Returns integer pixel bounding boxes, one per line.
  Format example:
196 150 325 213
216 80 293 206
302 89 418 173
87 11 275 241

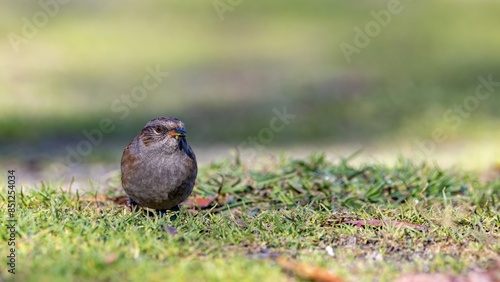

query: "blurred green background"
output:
1 0 500 185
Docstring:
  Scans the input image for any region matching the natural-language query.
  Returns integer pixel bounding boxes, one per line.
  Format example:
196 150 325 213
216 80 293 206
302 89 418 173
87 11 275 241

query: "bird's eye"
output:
154 126 163 134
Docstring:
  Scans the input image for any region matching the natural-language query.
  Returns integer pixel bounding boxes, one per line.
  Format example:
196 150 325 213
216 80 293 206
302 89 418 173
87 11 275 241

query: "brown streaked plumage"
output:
120 117 197 213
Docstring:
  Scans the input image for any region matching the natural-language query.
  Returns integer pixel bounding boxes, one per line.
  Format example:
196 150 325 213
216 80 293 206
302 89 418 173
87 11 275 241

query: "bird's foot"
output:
156 205 180 220
127 197 140 212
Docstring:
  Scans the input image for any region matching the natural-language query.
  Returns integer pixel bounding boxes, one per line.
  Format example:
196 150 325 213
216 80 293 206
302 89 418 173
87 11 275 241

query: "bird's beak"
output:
169 128 187 140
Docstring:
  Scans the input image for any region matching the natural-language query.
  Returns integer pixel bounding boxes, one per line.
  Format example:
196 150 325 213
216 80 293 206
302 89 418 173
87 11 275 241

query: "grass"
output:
2 2 500 279
1 154 499 281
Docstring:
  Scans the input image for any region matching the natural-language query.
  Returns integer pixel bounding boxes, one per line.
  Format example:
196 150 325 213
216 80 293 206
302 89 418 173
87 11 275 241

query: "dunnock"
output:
121 117 197 214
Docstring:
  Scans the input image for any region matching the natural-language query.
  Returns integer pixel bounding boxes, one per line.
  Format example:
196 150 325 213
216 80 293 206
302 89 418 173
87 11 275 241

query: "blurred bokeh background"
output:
1 0 499 187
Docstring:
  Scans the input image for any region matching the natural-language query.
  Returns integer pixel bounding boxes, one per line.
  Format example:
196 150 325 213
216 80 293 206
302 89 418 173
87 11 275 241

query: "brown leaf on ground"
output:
79 195 108 202
163 225 178 236
395 260 500 282
395 273 459 282
181 178 224 209
342 219 429 231
104 253 118 265
481 163 500 183
107 195 129 205
233 218 245 227
275 256 344 282
181 195 219 208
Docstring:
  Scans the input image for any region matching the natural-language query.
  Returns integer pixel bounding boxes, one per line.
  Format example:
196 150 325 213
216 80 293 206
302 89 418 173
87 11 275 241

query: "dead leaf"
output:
395 260 500 282
394 273 458 282
343 219 429 231
233 218 245 227
107 195 129 205
163 225 178 236
104 253 118 265
181 195 219 209
79 195 108 202
481 163 500 183
275 256 344 282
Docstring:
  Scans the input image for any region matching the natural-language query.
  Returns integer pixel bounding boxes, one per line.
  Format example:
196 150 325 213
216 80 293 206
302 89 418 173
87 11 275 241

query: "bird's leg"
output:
169 205 181 212
155 205 180 220
156 209 167 216
128 197 140 212
128 197 156 216
169 205 181 220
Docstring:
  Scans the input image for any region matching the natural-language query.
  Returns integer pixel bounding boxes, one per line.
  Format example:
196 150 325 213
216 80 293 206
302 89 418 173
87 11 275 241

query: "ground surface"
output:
2 2 500 281
1 154 498 282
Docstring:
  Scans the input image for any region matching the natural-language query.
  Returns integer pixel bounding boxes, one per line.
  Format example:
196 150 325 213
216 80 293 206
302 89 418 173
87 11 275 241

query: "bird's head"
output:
140 117 190 154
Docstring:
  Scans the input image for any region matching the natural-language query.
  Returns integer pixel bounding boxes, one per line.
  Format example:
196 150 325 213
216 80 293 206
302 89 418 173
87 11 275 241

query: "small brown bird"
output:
121 117 197 214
